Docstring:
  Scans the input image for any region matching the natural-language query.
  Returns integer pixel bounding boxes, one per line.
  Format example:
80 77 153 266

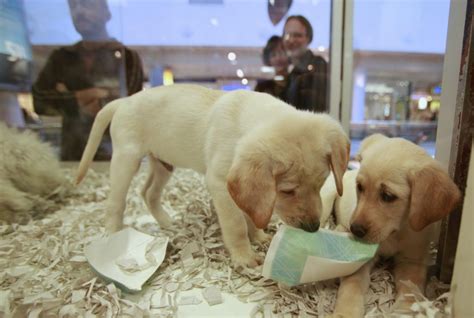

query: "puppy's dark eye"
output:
356 182 364 193
280 189 296 196
381 191 397 202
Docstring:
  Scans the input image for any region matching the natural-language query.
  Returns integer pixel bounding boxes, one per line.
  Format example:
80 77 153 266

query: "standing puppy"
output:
76 84 350 268
329 134 461 317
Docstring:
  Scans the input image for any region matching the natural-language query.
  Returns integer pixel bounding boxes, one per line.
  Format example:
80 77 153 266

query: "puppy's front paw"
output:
326 313 351 318
153 208 173 229
330 305 364 318
231 249 263 268
105 219 123 234
250 229 272 245
328 310 362 318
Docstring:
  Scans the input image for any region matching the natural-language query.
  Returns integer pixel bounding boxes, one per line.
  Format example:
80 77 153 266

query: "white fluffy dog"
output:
76 84 350 268
0 123 66 224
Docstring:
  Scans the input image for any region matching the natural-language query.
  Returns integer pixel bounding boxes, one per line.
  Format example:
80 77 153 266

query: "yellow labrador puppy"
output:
76 84 350 268
324 134 461 317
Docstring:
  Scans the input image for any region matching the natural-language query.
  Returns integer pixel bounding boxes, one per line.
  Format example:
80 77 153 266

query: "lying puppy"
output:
322 134 461 317
76 84 350 268
0 123 65 224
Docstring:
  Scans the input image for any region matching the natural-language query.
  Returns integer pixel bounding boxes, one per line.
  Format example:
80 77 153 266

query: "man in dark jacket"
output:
33 0 143 161
283 15 328 113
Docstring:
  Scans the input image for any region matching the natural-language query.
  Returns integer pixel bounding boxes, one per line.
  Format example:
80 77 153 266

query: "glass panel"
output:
1 0 332 161
350 0 450 157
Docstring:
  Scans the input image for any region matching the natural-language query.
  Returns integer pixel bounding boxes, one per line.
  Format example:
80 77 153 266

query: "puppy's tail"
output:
75 100 120 185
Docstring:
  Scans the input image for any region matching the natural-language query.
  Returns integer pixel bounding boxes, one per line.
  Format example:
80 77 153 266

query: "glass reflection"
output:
31 0 143 161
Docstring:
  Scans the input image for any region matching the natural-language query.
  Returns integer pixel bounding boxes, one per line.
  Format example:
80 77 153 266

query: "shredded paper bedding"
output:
0 167 452 317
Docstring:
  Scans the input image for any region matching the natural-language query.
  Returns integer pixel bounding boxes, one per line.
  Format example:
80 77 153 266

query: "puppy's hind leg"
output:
141 155 174 228
105 150 142 233
391 259 428 313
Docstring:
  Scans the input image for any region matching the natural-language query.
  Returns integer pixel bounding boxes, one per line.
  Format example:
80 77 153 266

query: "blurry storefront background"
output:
10 0 451 157
349 0 448 156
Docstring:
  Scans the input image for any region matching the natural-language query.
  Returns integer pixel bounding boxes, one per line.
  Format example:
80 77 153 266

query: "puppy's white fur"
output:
0 123 65 223
76 84 350 267
320 169 358 230
321 134 461 317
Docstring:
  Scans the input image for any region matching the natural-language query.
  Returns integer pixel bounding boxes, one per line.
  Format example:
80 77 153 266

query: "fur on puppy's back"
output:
76 85 225 183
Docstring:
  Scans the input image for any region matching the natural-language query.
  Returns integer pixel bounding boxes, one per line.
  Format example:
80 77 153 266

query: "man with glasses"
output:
283 15 328 113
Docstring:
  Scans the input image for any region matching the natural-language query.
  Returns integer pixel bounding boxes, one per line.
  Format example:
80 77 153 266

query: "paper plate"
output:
84 227 168 293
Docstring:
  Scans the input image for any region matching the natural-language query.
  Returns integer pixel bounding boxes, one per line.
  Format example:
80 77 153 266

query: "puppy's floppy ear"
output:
356 133 388 161
328 135 350 196
408 163 461 232
227 153 277 229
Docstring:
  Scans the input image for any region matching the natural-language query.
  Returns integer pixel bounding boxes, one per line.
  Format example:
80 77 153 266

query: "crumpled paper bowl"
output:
85 227 169 293
262 225 378 286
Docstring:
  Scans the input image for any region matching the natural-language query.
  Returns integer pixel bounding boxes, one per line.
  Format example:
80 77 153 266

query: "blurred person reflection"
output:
283 15 328 112
32 0 144 161
254 35 289 101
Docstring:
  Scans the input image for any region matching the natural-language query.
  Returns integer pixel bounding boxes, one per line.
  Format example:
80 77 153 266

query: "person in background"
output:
32 0 143 161
283 15 328 113
254 35 289 101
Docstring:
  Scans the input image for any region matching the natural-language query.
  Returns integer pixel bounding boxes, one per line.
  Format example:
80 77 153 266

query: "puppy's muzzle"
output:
300 221 320 233
350 223 367 238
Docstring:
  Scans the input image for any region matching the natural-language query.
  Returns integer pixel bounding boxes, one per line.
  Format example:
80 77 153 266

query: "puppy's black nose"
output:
301 221 320 233
350 224 367 238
